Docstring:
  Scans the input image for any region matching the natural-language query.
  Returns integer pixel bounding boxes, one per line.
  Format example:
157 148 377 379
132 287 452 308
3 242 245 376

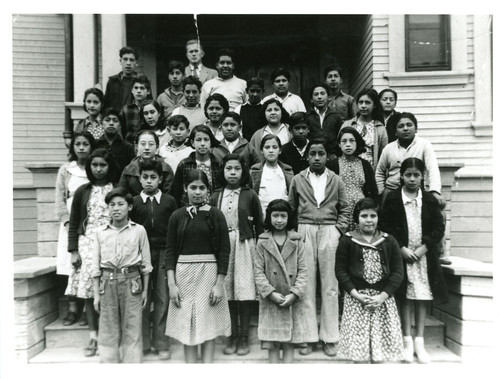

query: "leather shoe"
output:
84 339 98 357
237 336 250 355
299 343 313 355
323 342 339 357
63 311 77 326
158 350 171 360
223 336 238 355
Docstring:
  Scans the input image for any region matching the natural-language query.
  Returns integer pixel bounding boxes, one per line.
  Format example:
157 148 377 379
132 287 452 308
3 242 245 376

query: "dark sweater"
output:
239 103 264 141
306 108 343 154
95 135 136 176
384 111 401 143
280 141 310 175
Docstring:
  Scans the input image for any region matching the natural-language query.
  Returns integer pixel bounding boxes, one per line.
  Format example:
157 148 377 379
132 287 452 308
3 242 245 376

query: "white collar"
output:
401 187 422 206
140 190 162 204
307 168 328 179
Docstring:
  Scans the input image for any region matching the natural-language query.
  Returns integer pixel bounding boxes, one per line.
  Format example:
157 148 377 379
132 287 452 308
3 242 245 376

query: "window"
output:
405 15 451 71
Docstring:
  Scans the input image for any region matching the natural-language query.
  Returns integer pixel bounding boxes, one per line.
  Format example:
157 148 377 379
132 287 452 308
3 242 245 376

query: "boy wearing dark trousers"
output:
92 188 152 363
130 159 178 360
288 138 349 357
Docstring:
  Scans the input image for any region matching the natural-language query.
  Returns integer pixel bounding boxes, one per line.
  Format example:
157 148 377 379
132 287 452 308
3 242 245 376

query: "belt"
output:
227 227 239 232
102 265 140 274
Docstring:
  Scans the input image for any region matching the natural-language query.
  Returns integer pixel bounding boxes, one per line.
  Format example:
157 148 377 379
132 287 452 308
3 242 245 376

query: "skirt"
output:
406 256 433 300
338 289 403 362
225 230 258 301
56 222 72 276
64 233 95 299
165 254 231 346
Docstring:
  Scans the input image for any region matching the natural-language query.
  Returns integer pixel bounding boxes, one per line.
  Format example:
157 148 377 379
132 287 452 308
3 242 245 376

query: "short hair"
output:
82 88 104 113
168 114 190 129
260 98 290 125
101 107 124 127
323 63 343 79
305 138 328 156
399 157 426 188
105 187 133 205
394 112 418 131
139 159 163 176
184 168 210 189
379 88 398 103
185 39 203 51
189 124 219 148
204 93 230 118
132 74 152 92
215 48 235 64
355 88 384 123
85 148 120 184
68 131 97 162
139 99 167 132
182 75 202 91
260 133 282 151
288 112 309 129
309 82 331 98
135 129 160 147
336 126 366 156
167 60 185 74
221 111 241 125
352 198 379 224
246 77 265 91
270 67 291 82
263 199 297 231
217 153 251 188
119 46 139 59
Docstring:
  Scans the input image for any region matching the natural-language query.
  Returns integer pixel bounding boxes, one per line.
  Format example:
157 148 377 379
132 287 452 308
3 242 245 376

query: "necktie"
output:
191 66 198 78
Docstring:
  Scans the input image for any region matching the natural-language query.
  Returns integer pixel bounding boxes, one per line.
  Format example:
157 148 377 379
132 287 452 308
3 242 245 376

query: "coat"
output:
253 231 309 343
249 161 294 196
379 189 448 304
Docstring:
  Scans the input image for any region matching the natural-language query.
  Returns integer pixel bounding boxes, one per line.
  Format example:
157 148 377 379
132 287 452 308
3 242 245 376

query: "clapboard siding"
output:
12 14 68 187
350 16 373 96
13 188 37 261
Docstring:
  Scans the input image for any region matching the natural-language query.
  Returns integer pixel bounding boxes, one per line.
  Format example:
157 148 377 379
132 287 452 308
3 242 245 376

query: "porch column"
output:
101 14 127 90
72 15 97 103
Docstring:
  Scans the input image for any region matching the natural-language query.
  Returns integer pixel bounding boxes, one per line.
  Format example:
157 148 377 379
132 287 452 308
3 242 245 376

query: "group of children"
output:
53 42 448 364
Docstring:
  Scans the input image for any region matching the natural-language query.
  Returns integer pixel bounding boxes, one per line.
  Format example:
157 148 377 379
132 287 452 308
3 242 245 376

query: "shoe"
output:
223 336 238 355
402 336 414 363
78 312 88 326
158 350 171 360
237 336 250 356
84 339 98 357
414 337 431 364
323 342 339 357
63 311 77 326
299 343 313 356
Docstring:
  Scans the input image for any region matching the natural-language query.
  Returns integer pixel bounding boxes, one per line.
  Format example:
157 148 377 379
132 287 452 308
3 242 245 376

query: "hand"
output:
169 284 182 308
269 292 285 305
70 251 82 268
401 247 418 263
209 283 223 306
353 293 372 306
413 245 428 259
430 192 446 209
279 293 297 307
141 291 148 309
93 294 100 313
364 293 388 310
64 222 69 233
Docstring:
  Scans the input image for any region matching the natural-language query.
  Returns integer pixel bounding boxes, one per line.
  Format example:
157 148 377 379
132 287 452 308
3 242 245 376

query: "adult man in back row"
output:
184 39 218 85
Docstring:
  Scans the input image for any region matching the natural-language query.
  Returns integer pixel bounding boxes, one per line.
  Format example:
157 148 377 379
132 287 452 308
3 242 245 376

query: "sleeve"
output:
421 195 445 249
252 241 276 299
381 236 404 296
215 209 231 275
117 170 130 192
375 148 389 195
164 211 180 271
335 178 349 233
119 106 128 140
331 115 343 145
139 226 153 275
91 230 102 278
234 104 242 115
103 80 112 109
252 191 264 237
67 186 83 252
290 239 307 299
379 194 405 248
377 126 388 160
423 141 442 194
200 83 210 110
362 159 378 200
334 236 356 294
297 97 306 113
348 97 357 120
170 161 185 207
54 165 69 223
287 177 299 214
161 161 175 194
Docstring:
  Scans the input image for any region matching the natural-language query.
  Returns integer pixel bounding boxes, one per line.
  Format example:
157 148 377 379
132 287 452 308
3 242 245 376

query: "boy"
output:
120 74 152 144
104 46 139 112
158 115 195 173
324 64 357 121
157 60 186 120
200 48 247 111
171 76 207 127
280 112 311 175
212 111 259 170
95 108 135 175
288 138 349 357
234 77 266 141
306 83 343 154
130 160 178 360
262 67 306 115
92 187 152 363
184 39 218 84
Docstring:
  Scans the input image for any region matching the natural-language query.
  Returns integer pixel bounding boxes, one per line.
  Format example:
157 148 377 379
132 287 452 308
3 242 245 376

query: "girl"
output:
341 88 387 169
66 88 104 147
118 130 175 196
253 199 307 364
139 99 170 148
327 126 378 231
165 169 231 363
379 88 400 143
66 148 119 357
171 124 221 207
250 134 294 215
204 93 230 141
210 154 263 356
55 131 96 326
335 198 404 363
380 157 447 363
250 98 291 162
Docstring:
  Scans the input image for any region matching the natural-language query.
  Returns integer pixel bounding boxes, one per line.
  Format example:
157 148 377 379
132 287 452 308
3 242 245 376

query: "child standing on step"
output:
380 157 448 363
210 154 263 356
253 199 307 364
92 187 152 363
335 198 404 363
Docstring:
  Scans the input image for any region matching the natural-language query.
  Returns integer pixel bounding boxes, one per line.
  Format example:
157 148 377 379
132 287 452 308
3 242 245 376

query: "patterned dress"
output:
354 119 375 166
65 183 113 299
338 236 403 362
338 155 366 231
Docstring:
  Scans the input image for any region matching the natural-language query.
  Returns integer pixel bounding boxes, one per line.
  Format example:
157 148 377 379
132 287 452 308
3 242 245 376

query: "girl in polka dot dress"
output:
335 198 404 363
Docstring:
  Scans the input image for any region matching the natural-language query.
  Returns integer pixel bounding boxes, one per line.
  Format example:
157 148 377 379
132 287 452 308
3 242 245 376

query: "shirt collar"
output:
104 220 136 230
307 167 328 179
292 139 309 154
397 135 418 150
196 159 211 167
223 187 241 197
314 107 327 116
189 63 203 70
140 190 162 204
264 124 286 135
401 187 422 206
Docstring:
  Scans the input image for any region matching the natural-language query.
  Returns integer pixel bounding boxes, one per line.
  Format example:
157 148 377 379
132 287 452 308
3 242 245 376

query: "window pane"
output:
406 15 451 71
